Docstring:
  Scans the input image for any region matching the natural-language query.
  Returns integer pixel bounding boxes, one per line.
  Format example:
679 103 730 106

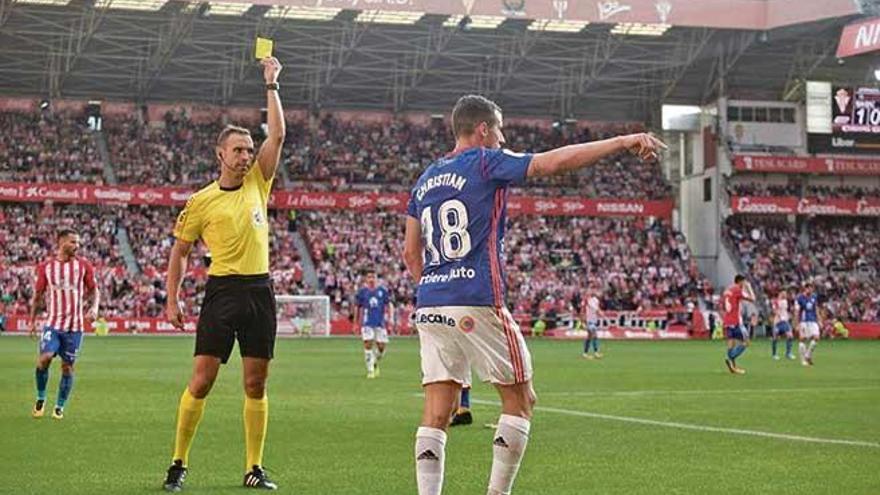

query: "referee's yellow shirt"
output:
173 164 273 276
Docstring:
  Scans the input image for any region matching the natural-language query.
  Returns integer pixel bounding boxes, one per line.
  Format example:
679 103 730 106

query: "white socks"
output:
799 342 807 359
415 427 447 495
414 415 531 495
487 414 531 495
375 347 385 363
807 340 817 358
365 349 375 373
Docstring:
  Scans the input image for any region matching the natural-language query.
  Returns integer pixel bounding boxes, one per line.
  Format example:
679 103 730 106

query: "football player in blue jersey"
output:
795 282 822 366
404 94 665 495
355 269 393 378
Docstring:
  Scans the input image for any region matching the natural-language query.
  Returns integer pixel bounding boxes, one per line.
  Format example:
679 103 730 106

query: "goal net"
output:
275 295 331 337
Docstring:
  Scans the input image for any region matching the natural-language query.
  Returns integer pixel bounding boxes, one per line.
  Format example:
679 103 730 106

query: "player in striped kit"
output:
771 290 795 360
29 228 100 419
582 286 603 359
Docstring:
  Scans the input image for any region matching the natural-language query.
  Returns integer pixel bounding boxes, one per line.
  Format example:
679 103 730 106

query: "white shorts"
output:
415 306 533 386
799 322 820 339
362 326 389 343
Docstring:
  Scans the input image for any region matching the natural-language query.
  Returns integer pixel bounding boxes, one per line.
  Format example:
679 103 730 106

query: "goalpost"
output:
275 295 331 337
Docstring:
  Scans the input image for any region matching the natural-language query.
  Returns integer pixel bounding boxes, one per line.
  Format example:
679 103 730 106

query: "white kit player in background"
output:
771 290 795 360
582 285 603 359
403 94 665 495
355 269 393 379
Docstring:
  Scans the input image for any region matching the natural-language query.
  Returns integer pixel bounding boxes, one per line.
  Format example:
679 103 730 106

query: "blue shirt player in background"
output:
355 269 393 379
403 94 666 495
795 282 822 366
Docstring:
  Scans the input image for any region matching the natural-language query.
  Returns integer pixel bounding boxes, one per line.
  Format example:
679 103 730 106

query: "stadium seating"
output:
298 211 710 324
104 114 223 187
725 215 879 322
101 113 670 199
14 109 877 327
0 203 125 315
727 181 880 198
0 110 104 184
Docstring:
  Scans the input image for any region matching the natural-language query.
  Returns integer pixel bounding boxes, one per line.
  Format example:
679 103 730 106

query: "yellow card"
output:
255 37 274 60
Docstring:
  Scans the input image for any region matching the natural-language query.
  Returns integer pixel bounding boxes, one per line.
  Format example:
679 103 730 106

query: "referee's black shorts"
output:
195 274 276 363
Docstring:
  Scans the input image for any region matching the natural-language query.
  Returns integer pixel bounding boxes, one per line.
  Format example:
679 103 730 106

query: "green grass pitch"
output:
1 336 878 494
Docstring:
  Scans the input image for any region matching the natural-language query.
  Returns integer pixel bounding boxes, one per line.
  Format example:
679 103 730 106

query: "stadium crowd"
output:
104 114 224 187
0 202 125 316
725 215 879 322
0 110 104 184
8 106 875 329
4 109 670 200
298 211 709 325
504 216 710 319
727 181 880 199
284 116 671 199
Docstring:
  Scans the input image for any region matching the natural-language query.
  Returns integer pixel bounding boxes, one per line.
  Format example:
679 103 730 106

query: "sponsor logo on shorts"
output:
459 316 475 333
417 313 456 327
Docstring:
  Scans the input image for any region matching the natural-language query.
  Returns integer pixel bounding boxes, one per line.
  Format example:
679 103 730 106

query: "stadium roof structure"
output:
0 0 877 121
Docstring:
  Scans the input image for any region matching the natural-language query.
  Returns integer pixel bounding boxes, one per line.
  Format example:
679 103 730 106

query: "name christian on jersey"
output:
415 173 468 202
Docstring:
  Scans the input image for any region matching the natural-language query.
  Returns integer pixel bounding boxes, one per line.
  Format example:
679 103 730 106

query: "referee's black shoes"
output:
163 460 187 492
243 465 278 490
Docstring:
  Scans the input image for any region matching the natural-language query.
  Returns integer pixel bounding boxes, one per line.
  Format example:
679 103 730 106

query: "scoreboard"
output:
833 86 880 134
807 82 880 155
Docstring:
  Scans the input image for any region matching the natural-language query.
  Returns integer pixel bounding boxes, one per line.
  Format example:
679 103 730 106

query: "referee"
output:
162 57 285 492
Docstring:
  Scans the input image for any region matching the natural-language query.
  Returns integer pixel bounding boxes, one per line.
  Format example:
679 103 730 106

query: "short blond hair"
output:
216 125 251 147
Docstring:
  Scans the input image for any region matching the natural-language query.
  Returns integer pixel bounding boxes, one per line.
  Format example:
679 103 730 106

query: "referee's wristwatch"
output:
266 82 279 91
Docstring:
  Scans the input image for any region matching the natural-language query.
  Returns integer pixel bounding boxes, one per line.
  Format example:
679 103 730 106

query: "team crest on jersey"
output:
459 316 475 333
251 206 266 227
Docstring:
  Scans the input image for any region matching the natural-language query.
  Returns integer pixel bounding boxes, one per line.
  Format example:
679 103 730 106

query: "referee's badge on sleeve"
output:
251 206 266 227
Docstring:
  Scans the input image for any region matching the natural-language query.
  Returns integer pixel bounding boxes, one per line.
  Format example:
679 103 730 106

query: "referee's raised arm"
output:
255 57 285 181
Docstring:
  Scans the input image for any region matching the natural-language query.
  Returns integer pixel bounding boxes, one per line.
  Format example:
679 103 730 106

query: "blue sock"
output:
57 373 74 409
726 347 736 360
35 367 49 401
771 339 778 356
785 338 793 356
460 388 470 409
583 338 591 353
592 336 600 352
732 344 747 360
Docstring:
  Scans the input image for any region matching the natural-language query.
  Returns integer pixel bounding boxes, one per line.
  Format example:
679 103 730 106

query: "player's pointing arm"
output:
527 133 667 178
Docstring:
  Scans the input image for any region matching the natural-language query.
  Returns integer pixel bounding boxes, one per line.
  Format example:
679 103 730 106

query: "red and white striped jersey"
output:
584 294 601 322
35 257 96 332
772 297 791 322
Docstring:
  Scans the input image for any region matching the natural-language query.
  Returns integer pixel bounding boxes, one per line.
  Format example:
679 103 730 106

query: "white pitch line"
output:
469 399 880 449
538 386 880 397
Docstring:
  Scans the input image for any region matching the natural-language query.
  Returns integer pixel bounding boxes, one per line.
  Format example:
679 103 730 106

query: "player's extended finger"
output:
649 134 669 150
638 135 652 155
